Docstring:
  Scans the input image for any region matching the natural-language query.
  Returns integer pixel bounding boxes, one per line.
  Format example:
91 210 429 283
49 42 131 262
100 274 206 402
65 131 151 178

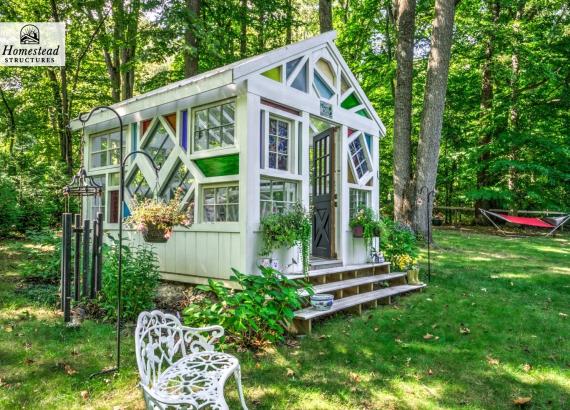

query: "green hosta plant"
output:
184 266 313 348
380 218 419 268
260 203 312 276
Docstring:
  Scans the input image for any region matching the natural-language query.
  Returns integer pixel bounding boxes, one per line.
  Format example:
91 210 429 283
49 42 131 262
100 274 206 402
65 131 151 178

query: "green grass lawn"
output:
1 229 569 409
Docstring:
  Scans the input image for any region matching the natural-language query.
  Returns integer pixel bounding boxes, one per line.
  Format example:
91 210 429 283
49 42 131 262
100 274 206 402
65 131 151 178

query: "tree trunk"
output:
240 0 247 57
319 0 333 33
413 0 456 239
184 0 201 78
392 0 416 225
285 0 293 44
475 1 499 222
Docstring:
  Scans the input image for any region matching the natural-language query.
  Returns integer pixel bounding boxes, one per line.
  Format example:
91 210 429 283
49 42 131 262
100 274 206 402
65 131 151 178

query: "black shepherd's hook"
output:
79 106 159 377
419 186 436 282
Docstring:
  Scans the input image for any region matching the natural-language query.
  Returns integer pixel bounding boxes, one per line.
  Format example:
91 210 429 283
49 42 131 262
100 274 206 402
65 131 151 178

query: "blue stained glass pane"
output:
278 121 288 137
131 123 137 162
314 72 334 99
357 149 365 163
364 133 372 152
269 152 277 168
181 110 188 151
278 138 288 153
268 134 276 152
291 63 307 92
123 202 131 219
286 57 302 78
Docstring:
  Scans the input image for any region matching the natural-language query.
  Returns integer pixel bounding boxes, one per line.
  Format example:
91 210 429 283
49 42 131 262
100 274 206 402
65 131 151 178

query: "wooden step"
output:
310 258 343 270
293 284 425 325
287 262 391 280
298 272 407 297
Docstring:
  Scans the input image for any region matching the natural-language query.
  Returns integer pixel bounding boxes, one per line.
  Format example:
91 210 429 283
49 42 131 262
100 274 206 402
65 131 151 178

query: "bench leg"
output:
234 366 248 410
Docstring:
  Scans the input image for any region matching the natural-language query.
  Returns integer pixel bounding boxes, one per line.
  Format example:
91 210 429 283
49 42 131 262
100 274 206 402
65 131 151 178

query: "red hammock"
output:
479 209 570 236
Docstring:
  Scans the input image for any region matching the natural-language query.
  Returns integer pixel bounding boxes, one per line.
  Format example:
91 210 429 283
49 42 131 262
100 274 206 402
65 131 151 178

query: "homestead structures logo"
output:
0 22 65 67
20 24 40 44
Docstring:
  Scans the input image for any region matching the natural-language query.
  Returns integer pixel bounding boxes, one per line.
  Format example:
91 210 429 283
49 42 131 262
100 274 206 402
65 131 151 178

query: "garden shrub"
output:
0 173 20 237
380 218 419 270
184 266 311 349
100 237 160 321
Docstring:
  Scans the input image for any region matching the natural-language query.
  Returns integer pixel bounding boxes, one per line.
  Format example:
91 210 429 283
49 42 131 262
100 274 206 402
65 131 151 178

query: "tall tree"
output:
413 0 458 237
184 0 201 78
392 0 416 225
319 0 332 33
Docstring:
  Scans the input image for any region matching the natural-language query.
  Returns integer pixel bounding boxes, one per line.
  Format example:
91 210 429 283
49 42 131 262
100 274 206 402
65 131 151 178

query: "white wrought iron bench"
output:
135 310 248 410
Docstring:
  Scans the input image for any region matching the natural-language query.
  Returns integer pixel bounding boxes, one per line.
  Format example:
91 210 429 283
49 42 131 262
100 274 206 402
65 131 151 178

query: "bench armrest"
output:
180 324 225 354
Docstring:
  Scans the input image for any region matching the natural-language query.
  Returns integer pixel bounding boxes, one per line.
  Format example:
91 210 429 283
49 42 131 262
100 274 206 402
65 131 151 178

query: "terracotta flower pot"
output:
142 224 170 243
352 225 364 238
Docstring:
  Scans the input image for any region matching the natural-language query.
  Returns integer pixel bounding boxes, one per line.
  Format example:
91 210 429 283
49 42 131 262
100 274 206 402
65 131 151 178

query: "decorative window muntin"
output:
90 129 125 169
142 121 174 168
260 178 298 217
126 166 152 199
193 101 235 151
90 175 106 219
349 188 370 219
268 117 291 171
203 185 239 222
161 160 194 201
348 131 373 184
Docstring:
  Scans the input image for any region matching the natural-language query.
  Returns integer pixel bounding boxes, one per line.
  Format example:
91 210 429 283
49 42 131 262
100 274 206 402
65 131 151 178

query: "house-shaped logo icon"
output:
20 24 40 45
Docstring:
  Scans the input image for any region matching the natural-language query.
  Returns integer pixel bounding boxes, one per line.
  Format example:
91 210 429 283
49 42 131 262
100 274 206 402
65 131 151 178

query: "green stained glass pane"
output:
356 108 371 119
194 154 239 177
341 92 360 110
261 66 282 82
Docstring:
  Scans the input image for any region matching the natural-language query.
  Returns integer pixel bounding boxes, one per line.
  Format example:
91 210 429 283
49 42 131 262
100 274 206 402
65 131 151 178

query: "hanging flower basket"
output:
142 224 171 243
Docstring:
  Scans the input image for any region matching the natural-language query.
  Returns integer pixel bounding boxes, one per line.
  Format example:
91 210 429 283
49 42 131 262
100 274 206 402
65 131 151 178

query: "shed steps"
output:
287 262 391 279
298 272 407 297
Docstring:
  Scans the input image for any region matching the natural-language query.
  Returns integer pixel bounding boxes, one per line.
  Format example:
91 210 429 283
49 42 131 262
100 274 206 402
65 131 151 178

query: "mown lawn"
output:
1 229 569 409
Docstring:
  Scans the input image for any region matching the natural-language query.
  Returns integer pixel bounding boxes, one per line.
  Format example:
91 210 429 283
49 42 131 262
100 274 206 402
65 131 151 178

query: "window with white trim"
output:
349 188 370 218
267 117 291 171
260 178 298 217
89 175 106 219
348 132 372 183
202 185 239 222
194 101 235 151
90 130 125 168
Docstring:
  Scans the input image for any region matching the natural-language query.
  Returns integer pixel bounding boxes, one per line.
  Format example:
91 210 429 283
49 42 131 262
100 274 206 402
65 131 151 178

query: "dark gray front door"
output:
312 129 335 258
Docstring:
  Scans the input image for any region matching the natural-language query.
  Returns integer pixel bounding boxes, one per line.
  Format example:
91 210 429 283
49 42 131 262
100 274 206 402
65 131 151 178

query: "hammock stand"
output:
479 209 570 237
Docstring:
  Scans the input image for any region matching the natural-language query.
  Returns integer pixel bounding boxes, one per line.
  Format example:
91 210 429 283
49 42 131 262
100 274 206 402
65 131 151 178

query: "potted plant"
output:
260 203 312 277
126 190 193 243
432 212 444 226
350 206 382 254
392 254 421 284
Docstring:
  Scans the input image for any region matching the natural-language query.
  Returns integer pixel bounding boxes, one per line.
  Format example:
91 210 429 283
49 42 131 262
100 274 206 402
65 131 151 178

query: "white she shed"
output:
74 31 386 285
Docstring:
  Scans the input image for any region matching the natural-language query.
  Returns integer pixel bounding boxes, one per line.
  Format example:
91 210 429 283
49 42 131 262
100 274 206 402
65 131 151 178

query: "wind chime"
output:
60 124 104 324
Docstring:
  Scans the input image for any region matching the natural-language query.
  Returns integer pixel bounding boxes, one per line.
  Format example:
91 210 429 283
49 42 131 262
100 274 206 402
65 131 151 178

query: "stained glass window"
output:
194 101 235 151
314 72 334 99
341 92 360 109
291 62 308 92
268 117 290 171
341 73 351 94
180 110 188 151
161 161 194 201
203 185 239 222
316 59 336 86
90 130 125 169
349 136 370 179
356 108 371 119
260 178 298 217
142 121 174 167
90 175 105 219
286 57 302 79
126 166 151 199
261 66 282 82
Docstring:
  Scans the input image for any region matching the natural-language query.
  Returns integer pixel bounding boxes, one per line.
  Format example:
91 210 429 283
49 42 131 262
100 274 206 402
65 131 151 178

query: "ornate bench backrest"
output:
135 310 187 387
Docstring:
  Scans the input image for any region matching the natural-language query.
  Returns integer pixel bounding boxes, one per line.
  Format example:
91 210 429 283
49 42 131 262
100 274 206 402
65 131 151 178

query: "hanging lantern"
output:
62 166 103 198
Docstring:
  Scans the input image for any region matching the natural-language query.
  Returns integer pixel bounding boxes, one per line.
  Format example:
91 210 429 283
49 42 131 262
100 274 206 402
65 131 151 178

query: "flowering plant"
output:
392 254 417 271
126 189 193 240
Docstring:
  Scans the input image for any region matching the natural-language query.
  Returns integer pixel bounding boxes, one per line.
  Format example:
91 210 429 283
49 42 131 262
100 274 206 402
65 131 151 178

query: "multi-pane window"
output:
268 117 290 171
161 161 194 201
90 175 105 219
260 178 298 217
126 166 151 199
194 101 235 151
203 185 239 222
142 122 174 167
349 188 370 218
349 137 369 179
90 130 125 168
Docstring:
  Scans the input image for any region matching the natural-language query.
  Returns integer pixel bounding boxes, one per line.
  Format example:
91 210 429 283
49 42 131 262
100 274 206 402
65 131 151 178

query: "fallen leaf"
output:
460 326 471 335
423 333 434 340
349 372 361 383
522 363 532 372
4 325 13 333
513 396 531 406
559 312 568 318
286 368 295 377
427 369 433 376
80 390 89 400
487 356 500 366
64 364 77 375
